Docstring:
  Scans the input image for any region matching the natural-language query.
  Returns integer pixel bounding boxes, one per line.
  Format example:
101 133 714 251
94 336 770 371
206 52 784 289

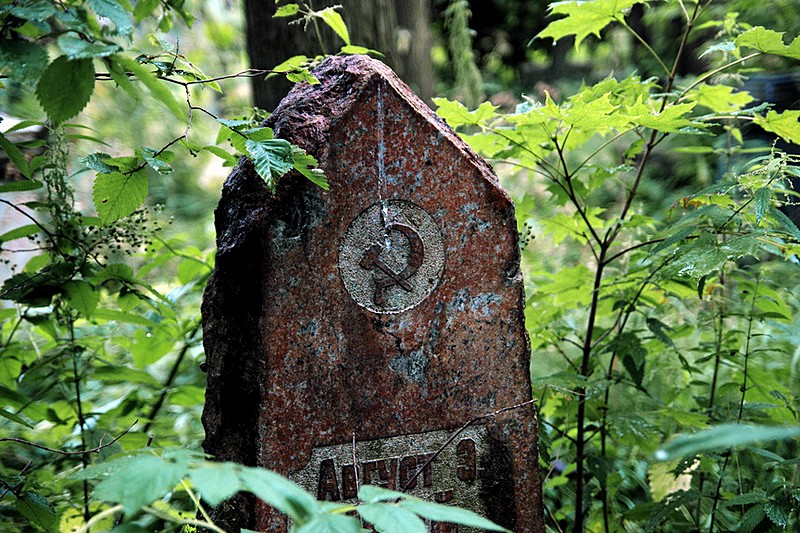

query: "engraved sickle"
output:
359 222 425 306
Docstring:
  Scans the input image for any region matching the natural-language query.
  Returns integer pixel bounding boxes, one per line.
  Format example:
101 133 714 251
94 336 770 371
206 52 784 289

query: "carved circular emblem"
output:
339 200 445 314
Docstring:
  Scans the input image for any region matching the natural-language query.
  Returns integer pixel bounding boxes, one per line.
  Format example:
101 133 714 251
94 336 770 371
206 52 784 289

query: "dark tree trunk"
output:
244 0 434 110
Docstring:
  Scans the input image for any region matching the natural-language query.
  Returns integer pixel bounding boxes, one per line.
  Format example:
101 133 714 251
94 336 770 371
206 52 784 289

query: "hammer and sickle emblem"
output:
359 222 425 307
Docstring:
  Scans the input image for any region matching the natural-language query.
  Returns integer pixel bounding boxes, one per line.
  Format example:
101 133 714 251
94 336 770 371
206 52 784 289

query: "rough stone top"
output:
267 54 498 184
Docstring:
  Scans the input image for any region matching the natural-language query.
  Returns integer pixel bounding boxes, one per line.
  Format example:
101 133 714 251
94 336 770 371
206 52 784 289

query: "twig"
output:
351 432 360 496
0 460 32 500
0 420 137 455
400 399 536 491
75 504 124 533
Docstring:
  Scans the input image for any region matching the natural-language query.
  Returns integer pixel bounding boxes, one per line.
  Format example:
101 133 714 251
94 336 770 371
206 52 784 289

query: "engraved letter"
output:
456 438 476 483
376 458 399 489
399 455 418 489
416 453 435 487
317 459 340 501
341 464 357 499
362 459 379 485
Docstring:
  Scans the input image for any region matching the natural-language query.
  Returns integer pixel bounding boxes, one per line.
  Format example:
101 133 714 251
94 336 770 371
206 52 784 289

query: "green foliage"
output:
437 1 800 530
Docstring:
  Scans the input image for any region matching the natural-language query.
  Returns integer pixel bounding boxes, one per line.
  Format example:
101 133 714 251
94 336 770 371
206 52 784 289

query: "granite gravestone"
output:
202 55 544 532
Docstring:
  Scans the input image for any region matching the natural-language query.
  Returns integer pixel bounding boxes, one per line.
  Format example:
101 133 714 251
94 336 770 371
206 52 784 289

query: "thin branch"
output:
400 398 537 491
75 504 124 533
142 505 227 533
0 420 136 455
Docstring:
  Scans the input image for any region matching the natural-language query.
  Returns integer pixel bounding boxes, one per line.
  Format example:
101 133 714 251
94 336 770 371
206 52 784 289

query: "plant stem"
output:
70 322 90 527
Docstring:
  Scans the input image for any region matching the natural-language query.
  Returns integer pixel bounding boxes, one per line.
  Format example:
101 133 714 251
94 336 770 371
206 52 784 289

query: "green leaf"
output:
58 34 121 59
138 147 173 174
739 504 767 533
238 467 319 524
36 56 95 123
203 145 239 166
88 0 134 37
0 180 42 193
245 138 294 192
16 491 56 531
398 499 510 532
81 152 119 174
63 280 99 317
113 55 187 121
0 408 33 428
754 187 771 224
134 0 161 22
270 55 310 74
735 26 800 60
0 131 31 178
688 83 754 113
274 4 300 17
764 501 790 528
655 424 800 461
340 45 382 56
92 170 148 224
536 0 646 49
0 39 49 85
90 455 190 517
93 366 161 387
358 503 426 533
358 485 406 503
317 7 350 45
754 110 800 145
295 513 363 533
291 146 328 190
434 98 497 127
188 462 244 506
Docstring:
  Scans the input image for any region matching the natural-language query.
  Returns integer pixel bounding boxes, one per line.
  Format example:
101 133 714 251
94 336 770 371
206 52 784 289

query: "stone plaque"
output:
202 55 544 532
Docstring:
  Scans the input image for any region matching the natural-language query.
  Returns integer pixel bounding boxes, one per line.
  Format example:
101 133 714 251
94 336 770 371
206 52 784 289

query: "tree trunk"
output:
243 0 434 110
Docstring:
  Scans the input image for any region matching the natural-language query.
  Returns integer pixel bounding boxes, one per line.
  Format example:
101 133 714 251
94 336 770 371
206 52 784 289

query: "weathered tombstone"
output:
202 55 544 532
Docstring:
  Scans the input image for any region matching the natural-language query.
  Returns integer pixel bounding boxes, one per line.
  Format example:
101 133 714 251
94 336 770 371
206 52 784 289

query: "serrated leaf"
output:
36 56 95 123
655 424 800 461
139 147 173 174
58 34 121 59
536 0 646 49
245 138 294 192
286 70 319 85
92 170 148 224
764 501 790 527
90 455 190 517
754 187 771 224
81 152 118 174
0 131 31 178
238 467 319 524
291 146 328 190
187 462 243 506
274 4 300 17
0 39 49 85
688 83 754 113
16 491 55 531
88 0 134 37
735 26 800 60
357 503 426 533
317 7 350 45
63 280 99 317
113 55 187 121
723 492 766 507
739 504 767 533
754 109 800 145
434 98 497 127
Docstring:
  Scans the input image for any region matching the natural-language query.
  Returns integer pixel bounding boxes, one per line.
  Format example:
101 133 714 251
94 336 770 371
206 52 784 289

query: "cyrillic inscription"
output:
291 427 488 525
